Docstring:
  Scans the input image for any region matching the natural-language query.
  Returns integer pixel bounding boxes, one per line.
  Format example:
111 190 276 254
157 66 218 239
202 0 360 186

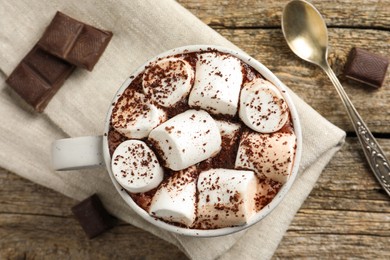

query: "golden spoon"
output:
282 0 390 196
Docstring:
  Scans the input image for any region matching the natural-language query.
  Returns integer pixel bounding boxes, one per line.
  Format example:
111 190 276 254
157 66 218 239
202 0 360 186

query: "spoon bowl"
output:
282 0 390 197
282 0 328 66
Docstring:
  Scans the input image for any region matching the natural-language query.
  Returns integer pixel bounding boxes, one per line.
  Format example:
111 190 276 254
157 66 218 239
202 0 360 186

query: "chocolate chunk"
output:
71 194 116 239
39 12 113 71
6 46 75 112
344 47 389 88
6 11 113 112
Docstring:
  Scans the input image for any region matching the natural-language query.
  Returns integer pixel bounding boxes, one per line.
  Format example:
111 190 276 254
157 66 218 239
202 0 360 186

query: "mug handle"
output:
51 136 104 171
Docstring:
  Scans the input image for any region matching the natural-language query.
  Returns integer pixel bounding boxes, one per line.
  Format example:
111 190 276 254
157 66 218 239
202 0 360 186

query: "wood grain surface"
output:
1 0 390 259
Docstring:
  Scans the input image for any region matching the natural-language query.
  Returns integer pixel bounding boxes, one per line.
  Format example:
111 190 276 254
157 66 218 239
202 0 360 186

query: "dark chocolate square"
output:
25 46 75 85
66 25 113 71
38 12 83 58
38 12 113 71
7 63 51 109
6 46 75 112
344 47 389 88
71 194 116 239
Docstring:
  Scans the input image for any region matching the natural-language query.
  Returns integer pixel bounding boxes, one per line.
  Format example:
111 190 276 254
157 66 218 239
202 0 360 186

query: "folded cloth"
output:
0 0 346 259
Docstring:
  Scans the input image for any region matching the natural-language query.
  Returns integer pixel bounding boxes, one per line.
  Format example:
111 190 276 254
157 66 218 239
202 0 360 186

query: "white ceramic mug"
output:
51 45 302 237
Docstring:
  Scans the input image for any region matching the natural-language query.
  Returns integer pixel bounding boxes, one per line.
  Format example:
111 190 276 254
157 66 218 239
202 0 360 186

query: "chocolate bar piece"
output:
344 47 389 88
6 46 75 112
39 12 113 71
71 194 116 239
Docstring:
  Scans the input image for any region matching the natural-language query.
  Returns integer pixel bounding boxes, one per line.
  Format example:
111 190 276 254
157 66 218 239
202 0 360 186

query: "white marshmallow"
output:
111 88 167 139
215 120 241 141
143 57 194 107
188 52 243 116
148 109 221 171
197 168 257 228
149 166 197 227
235 131 296 183
111 140 163 193
239 78 289 133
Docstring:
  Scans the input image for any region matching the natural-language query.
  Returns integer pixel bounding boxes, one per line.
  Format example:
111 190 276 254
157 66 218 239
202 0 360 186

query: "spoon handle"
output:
322 64 390 196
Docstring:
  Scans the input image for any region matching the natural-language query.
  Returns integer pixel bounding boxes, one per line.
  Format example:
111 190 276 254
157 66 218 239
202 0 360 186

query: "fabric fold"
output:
0 0 345 259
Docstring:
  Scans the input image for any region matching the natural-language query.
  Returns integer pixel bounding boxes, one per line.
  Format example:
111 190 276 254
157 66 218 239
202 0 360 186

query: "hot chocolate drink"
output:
107 49 297 229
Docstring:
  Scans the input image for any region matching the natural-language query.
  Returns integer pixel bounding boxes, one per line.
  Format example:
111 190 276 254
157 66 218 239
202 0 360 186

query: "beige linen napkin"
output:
0 0 345 259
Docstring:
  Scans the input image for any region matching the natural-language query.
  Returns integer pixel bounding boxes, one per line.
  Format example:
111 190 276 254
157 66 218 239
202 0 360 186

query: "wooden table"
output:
1 0 389 259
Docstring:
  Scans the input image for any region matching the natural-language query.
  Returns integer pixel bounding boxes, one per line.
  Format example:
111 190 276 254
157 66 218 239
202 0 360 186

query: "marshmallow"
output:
143 57 194 107
111 140 164 193
239 78 289 133
148 109 221 171
197 168 257 228
209 120 242 169
235 131 296 183
149 166 197 227
111 88 167 139
215 119 241 142
188 52 243 116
